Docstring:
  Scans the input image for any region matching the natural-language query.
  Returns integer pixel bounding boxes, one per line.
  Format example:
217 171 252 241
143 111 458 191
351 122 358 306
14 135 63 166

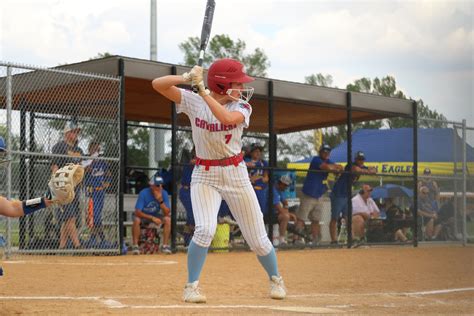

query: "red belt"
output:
195 153 243 171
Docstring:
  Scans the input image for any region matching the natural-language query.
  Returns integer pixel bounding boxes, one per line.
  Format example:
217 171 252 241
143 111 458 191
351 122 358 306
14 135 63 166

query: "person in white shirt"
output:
351 184 380 241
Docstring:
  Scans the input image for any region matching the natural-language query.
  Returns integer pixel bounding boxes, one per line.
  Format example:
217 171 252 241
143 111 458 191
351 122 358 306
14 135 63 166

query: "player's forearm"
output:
201 95 242 125
161 205 170 216
0 198 24 217
322 164 341 172
152 75 185 104
152 75 185 91
135 210 154 221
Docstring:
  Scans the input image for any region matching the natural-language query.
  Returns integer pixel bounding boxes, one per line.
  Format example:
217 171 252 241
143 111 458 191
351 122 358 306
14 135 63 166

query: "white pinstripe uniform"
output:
177 88 273 256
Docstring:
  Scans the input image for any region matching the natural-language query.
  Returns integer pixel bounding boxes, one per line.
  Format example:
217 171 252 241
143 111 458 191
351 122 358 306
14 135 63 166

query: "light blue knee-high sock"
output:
187 240 209 283
257 248 279 279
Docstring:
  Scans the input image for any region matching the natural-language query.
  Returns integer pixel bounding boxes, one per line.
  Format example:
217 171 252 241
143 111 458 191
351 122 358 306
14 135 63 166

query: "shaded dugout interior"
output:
1 56 417 249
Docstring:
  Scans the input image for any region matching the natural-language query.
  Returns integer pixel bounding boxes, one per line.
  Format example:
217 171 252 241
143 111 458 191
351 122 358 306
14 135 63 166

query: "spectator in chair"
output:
132 173 172 254
383 198 410 242
295 144 343 245
417 186 442 240
269 175 296 247
351 184 380 244
330 151 376 244
418 168 440 211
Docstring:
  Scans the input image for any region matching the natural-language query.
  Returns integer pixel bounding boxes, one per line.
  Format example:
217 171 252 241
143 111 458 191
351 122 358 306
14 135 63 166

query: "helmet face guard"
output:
207 58 255 102
226 87 254 103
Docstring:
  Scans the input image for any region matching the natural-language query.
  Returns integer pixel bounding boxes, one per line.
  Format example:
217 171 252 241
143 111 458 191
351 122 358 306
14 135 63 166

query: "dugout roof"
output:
38 56 415 133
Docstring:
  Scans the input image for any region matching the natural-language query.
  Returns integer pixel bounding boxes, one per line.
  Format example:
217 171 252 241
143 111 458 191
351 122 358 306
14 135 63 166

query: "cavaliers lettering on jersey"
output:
177 88 251 160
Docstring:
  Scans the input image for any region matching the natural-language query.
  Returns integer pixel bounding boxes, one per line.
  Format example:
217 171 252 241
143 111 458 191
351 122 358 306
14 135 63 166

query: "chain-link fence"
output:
415 118 474 245
0 62 121 257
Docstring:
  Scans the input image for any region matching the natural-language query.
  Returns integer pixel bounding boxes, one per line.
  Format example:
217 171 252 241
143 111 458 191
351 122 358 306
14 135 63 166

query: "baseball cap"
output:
355 151 366 160
319 144 332 153
64 121 81 134
149 173 164 186
279 175 292 186
423 168 431 175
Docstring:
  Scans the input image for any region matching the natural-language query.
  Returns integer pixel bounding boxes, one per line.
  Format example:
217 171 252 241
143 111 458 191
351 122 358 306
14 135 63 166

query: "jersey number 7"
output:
224 134 232 144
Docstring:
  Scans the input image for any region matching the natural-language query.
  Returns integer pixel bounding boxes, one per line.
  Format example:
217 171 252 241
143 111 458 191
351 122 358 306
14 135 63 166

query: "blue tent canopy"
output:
296 128 474 163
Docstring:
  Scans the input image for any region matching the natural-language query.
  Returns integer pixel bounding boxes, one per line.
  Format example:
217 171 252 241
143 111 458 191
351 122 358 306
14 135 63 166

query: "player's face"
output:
65 130 80 143
320 150 330 160
251 149 261 160
150 184 162 197
355 158 365 166
228 82 244 99
227 82 254 102
279 183 289 191
362 185 373 198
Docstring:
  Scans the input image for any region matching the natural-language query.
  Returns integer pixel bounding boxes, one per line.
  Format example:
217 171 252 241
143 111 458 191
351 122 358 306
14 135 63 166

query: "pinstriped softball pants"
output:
190 162 273 256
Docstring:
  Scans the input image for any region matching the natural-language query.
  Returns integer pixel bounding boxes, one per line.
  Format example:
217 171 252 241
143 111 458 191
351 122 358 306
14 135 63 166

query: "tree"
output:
179 34 270 77
89 52 113 60
305 73 333 87
348 75 446 128
127 125 149 167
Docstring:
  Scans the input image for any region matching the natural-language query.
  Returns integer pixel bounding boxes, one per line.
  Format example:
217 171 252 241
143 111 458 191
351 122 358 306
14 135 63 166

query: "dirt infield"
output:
1 245 473 315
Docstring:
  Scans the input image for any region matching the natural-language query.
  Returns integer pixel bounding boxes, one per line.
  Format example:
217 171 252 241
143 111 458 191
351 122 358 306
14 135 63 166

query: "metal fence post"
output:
171 65 178 251
118 58 126 255
461 119 467 246
5 65 12 259
267 80 275 242
413 101 418 247
346 92 353 248
453 124 459 237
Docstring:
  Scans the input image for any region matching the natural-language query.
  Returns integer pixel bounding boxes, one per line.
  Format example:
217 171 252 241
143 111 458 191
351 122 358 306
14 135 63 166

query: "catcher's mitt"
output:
48 164 85 205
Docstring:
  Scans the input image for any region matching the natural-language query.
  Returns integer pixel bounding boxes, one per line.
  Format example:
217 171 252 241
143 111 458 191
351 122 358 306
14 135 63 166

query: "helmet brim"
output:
237 74 254 83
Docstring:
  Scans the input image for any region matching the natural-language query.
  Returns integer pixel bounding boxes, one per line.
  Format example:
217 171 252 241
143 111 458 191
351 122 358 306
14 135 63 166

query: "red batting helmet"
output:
207 58 254 95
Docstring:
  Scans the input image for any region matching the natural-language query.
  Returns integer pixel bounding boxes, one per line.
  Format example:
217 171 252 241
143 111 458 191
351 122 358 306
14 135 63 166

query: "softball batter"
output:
152 58 286 303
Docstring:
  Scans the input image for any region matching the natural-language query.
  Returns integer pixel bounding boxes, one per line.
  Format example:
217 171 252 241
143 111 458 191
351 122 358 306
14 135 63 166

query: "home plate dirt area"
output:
0 245 473 315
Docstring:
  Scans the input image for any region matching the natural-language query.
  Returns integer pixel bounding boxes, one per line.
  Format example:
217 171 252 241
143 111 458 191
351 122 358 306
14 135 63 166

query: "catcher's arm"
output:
0 196 52 218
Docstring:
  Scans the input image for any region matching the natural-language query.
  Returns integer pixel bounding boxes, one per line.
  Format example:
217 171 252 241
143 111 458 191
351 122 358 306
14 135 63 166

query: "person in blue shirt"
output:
329 151 376 244
295 144 343 245
132 173 172 254
245 143 269 214
84 141 110 248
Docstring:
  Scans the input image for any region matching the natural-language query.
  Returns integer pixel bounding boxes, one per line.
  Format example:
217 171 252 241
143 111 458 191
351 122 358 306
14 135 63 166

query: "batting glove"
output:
195 80 210 97
182 65 203 84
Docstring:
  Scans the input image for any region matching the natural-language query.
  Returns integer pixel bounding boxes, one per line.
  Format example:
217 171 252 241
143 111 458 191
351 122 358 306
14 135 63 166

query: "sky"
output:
0 0 473 131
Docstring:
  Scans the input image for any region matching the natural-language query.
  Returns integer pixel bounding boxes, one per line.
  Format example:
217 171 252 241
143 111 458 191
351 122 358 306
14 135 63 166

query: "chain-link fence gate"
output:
0 62 121 257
